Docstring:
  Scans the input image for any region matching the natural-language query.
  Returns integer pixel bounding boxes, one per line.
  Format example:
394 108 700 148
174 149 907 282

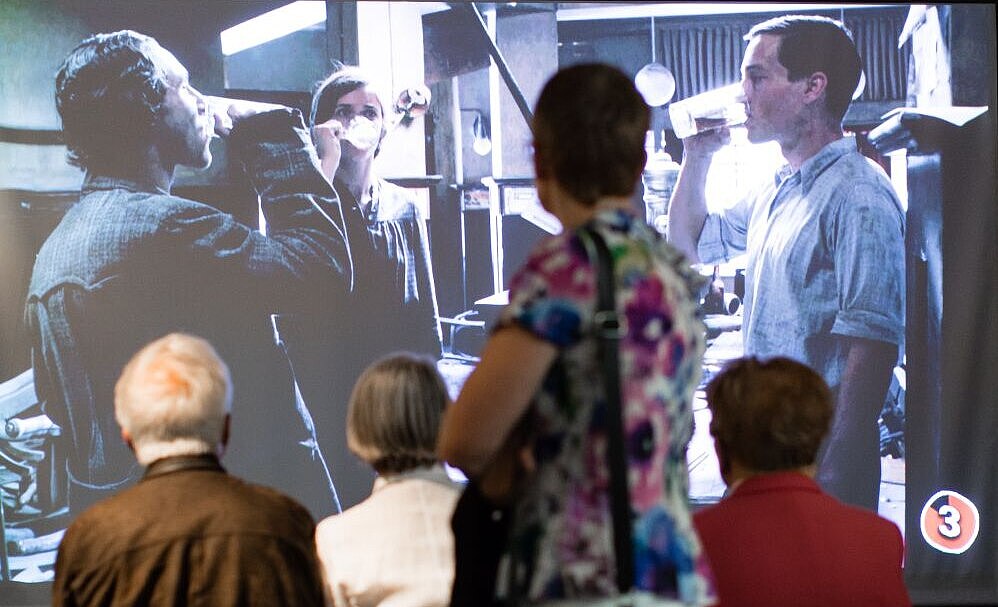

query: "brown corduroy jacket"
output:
52 454 325 607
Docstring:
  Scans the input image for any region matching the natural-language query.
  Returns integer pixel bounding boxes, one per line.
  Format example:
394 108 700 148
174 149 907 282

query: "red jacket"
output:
694 471 911 607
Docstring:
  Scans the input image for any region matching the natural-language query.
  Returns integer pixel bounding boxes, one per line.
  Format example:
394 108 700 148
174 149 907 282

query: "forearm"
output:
230 108 338 203
228 108 352 291
409 294 442 356
834 336 897 430
416 218 443 351
437 325 556 477
667 155 712 262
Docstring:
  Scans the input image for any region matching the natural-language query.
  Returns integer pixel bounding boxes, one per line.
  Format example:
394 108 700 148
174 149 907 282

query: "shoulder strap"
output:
580 225 634 594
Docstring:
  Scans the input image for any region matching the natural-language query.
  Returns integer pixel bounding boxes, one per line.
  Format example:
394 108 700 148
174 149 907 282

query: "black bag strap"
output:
580 225 633 594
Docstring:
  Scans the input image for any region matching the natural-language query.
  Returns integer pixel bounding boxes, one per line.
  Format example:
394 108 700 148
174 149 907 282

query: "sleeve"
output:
411 204 443 353
881 517 913 606
385 182 442 354
229 108 353 297
829 180 905 345
314 520 347 607
25 288 95 482
300 507 325 594
498 234 593 348
161 109 352 308
696 192 756 265
51 522 82 607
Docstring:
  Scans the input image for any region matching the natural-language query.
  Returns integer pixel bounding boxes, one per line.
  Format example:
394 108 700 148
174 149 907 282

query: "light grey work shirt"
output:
698 136 904 390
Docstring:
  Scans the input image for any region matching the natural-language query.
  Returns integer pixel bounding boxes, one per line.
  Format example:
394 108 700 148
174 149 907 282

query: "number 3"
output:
938 504 962 539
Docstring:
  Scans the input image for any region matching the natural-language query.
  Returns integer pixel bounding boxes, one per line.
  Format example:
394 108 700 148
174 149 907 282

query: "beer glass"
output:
668 83 747 139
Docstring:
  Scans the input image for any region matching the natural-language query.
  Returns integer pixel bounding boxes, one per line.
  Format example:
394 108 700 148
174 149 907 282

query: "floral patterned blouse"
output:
495 208 714 605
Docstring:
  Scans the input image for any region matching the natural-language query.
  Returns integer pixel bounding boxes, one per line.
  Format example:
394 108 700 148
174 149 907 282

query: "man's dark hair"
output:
532 63 649 206
706 356 833 472
55 30 168 173
746 15 862 123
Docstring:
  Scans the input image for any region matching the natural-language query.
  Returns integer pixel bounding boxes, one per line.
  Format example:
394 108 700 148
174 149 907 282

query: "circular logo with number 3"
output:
920 490 980 554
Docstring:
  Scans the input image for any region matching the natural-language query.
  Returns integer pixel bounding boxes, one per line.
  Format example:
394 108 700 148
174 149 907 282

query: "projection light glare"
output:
472 114 492 156
853 70 867 100
462 108 492 156
220 1 327 56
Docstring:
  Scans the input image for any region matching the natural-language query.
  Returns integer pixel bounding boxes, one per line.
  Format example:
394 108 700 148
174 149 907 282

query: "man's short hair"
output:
706 356 832 471
532 63 650 206
746 15 862 123
346 352 450 475
55 30 168 173
114 333 232 465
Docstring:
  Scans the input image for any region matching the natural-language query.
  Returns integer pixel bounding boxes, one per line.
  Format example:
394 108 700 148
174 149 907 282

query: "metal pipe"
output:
458 3 534 126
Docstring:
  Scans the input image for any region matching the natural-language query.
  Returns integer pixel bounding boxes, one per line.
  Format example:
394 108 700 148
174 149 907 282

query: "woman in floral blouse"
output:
439 64 715 606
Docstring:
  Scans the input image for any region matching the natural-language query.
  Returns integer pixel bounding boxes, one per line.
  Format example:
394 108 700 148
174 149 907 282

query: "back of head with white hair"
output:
114 333 232 465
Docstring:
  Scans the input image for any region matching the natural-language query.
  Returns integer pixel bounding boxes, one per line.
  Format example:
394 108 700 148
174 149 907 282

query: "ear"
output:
633 149 647 184
219 414 231 456
533 147 548 180
802 71 828 105
713 439 733 486
121 428 135 454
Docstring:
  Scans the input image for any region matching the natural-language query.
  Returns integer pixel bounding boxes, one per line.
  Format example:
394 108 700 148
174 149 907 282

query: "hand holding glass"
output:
341 117 381 151
669 83 747 140
205 96 284 137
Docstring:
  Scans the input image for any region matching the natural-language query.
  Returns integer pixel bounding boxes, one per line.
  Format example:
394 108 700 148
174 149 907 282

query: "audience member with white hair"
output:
52 332 326 607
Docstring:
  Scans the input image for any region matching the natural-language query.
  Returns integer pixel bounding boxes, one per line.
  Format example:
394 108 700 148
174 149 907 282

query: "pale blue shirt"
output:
697 137 904 390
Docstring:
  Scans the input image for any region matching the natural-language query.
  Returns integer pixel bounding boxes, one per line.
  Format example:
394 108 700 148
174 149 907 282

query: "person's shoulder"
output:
376 179 422 220
692 498 733 531
228 474 314 515
155 191 229 216
507 230 586 299
377 179 413 199
196 473 316 537
822 152 902 219
314 492 380 547
830 498 903 535
315 504 352 539
58 484 149 550
63 188 227 233
832 145 896 191
540 226 586 264
62 502 113 539
76 188 224 231
692 502 716 525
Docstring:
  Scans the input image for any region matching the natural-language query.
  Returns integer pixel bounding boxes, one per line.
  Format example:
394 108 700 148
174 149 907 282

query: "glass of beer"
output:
668 83 747 140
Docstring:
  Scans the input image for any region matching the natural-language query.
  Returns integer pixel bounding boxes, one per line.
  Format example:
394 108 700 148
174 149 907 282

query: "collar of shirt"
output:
339 179 381 223
725 470 822 499
372 463 457 493
591 206 636 230
773 136 857 195
143 453 225 480
83 173 170 197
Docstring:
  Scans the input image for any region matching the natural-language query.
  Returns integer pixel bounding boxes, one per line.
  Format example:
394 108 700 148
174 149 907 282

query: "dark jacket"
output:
278 177 442 509
52 454 326 607
26 109 350 516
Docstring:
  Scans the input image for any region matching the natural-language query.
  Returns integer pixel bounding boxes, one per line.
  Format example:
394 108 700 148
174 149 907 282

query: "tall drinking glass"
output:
668 83 747 140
